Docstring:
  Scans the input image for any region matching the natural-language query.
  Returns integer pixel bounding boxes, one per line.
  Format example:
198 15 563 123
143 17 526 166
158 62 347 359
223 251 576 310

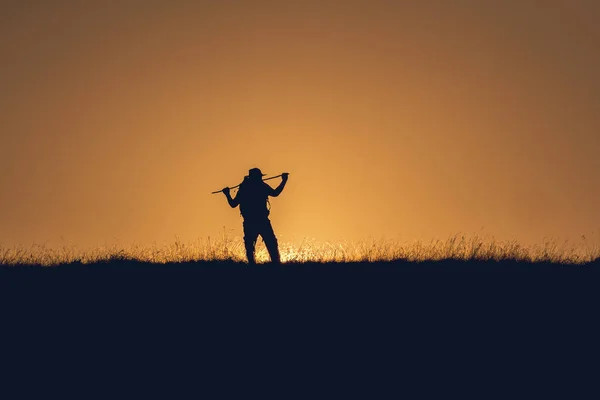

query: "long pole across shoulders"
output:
211 174 285 194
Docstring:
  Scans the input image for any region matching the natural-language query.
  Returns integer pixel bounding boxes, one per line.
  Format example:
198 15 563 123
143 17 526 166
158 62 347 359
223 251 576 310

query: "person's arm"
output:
268 173 289 197
223 187 239 208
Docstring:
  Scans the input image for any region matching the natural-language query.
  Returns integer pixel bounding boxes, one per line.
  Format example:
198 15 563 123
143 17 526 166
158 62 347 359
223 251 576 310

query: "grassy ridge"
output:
2 257 600 271
2 234 599 267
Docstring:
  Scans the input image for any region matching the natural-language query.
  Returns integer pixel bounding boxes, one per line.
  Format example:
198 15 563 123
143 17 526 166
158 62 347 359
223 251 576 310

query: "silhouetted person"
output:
223 168 288 264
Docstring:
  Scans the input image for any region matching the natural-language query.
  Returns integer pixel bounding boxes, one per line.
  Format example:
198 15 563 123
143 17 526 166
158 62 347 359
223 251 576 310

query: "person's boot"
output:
270 251 281 264
266 242 281 264
245 244 256 265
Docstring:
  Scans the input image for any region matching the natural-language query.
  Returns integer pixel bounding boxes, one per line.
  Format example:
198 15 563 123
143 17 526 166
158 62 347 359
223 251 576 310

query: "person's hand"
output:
282 172 289 181
222 187 230 196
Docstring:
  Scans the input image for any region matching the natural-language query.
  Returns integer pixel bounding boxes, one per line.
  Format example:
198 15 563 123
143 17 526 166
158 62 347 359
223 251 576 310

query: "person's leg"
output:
260 219 281 264
243 221 259 264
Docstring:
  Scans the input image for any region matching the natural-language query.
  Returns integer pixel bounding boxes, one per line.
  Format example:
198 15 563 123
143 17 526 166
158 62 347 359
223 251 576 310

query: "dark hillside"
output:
2 257 597 388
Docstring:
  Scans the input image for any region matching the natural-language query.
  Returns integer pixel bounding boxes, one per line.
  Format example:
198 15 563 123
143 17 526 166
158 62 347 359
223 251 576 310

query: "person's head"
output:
247 168 266 182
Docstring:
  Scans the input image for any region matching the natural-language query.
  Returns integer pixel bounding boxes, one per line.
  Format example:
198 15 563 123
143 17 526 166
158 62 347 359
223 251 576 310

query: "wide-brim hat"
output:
247 168 266 178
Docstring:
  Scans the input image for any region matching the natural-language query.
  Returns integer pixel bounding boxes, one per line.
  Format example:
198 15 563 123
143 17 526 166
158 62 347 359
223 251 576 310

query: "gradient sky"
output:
1 0 599 248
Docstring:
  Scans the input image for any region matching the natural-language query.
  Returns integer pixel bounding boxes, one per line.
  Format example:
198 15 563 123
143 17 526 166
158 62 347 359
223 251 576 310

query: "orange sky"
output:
1 0 599 248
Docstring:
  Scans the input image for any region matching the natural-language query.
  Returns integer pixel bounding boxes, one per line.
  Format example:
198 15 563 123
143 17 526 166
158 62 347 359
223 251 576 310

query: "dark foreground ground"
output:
2 258 600 293
3 257 599 308
2 259 599 396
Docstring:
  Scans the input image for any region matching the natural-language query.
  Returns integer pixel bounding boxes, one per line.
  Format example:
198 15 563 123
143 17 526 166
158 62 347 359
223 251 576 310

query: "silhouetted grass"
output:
1 234 599 268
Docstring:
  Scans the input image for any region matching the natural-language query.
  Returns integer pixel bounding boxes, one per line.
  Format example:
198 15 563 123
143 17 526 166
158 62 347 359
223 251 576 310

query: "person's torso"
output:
237 182 270 220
